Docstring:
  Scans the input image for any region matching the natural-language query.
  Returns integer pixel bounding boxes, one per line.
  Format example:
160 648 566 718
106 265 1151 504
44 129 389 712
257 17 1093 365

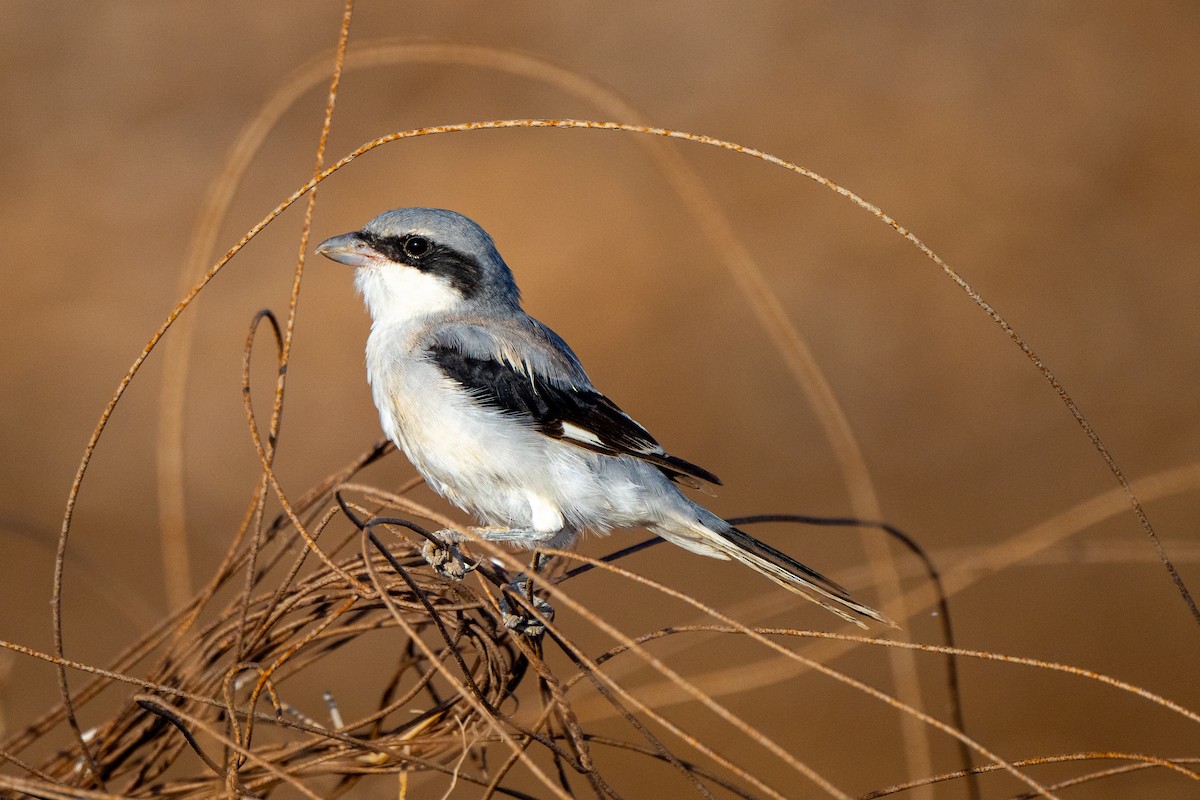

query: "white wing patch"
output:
560 421 604 448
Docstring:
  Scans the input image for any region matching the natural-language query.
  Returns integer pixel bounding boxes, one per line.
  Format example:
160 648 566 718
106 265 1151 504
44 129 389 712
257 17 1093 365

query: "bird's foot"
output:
421 531 476 581
499 574 554 637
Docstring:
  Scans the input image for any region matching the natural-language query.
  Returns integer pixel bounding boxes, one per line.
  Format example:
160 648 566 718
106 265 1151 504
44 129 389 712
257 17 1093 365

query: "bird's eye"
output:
404 236 430 258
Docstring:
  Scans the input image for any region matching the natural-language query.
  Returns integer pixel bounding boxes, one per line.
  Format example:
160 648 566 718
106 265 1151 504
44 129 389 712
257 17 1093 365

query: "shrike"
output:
317 208 885 627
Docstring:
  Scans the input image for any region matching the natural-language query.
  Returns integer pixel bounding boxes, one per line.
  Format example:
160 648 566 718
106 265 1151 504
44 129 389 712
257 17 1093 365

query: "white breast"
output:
364 321 551 526
362 318 675 538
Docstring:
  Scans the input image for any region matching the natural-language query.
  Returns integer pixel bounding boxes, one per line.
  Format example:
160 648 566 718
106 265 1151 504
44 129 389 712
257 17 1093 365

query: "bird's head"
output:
316 207 521 323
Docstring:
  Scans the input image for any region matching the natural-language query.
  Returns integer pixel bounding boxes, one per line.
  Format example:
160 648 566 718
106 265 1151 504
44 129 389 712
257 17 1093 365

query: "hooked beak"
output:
315 232 380 267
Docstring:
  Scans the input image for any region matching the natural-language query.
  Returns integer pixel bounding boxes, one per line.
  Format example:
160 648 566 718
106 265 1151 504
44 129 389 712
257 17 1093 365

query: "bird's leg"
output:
420 527 474 581
420 538 474 580
530 550 548 574
421 526 557 580
495 536 559 637
419 527 558 635
463 527 559 543
499 572 554 638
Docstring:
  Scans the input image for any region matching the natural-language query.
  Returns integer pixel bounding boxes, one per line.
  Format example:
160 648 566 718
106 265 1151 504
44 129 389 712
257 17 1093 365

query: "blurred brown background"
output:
2 2 1199 797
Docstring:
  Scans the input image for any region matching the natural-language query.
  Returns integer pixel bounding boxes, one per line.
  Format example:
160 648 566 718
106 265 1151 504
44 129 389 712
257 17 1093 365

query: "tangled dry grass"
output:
0 415 988 798
3 3 1199 798
4 438 1198 797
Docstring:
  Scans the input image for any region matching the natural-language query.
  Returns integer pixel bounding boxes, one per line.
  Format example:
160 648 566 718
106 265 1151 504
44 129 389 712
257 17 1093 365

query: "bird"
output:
316 207 886 627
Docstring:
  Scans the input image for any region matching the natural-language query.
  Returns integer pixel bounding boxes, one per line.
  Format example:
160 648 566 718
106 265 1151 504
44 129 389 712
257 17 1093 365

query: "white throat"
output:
355 263 462 325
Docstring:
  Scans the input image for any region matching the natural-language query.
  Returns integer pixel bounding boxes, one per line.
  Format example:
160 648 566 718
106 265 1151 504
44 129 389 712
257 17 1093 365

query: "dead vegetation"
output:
2 3 1198 798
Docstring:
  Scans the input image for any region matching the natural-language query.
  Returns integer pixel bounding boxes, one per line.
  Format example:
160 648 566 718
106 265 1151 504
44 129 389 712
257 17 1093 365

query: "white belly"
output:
364 324 682 537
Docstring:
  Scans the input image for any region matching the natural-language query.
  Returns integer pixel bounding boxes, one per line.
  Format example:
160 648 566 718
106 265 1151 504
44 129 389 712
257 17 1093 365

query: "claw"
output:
499 574 554 637
420 539 475 580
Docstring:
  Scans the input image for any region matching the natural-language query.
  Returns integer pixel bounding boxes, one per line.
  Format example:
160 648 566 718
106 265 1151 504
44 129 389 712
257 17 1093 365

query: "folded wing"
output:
426 322 720 489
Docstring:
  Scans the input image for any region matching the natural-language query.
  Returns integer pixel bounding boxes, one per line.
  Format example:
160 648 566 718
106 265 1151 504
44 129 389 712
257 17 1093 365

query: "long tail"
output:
655 508 891 629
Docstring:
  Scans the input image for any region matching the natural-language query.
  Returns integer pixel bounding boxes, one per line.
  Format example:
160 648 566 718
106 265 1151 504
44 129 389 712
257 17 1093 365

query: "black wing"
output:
428 343 720 488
